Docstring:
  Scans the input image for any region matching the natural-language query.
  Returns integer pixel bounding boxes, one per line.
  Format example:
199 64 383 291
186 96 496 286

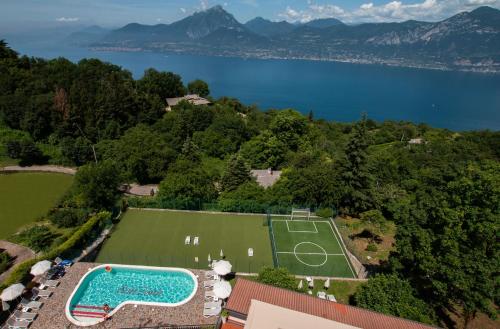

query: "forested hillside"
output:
0 41 498 328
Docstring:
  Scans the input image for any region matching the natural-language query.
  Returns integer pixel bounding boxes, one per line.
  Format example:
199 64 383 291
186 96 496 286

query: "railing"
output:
121 324 217 329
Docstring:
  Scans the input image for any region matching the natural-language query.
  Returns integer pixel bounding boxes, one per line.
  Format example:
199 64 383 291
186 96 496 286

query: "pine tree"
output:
221 155 252 192
341 114 374 214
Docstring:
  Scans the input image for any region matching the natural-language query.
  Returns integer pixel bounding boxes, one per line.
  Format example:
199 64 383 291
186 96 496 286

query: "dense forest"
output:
0 40 498 327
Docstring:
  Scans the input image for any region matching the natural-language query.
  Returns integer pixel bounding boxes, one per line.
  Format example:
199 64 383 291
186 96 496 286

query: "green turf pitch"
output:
271 219 355 278
0 173 73 238
96 209 274 273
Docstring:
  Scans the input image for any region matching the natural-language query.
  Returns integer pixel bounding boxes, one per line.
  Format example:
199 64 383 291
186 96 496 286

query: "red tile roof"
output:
226 279 438 329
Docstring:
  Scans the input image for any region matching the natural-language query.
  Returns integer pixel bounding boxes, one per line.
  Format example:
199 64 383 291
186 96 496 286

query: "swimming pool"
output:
65 264 198 326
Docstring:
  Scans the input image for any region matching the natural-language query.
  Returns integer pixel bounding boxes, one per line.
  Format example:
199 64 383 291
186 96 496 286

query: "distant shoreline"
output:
90 46 500 75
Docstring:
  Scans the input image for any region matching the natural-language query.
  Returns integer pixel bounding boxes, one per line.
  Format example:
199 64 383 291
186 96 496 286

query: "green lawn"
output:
0 173 73 238
271 219 356 278
96 209 274 273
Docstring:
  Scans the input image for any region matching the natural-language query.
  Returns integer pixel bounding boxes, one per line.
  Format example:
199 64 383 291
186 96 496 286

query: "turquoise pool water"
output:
68 266 196 311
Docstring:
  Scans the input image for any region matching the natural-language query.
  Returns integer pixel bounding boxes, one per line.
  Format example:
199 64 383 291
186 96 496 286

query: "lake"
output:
13 45 500 131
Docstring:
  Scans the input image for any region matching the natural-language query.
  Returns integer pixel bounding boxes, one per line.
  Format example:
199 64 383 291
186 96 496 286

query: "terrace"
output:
29 262 217 328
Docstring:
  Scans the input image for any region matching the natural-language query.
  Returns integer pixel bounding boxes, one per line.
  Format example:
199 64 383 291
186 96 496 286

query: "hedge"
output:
0 211 111 293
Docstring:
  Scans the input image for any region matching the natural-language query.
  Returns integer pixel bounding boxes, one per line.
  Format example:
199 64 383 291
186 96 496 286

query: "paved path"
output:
0 165 76 175
0 240 36 284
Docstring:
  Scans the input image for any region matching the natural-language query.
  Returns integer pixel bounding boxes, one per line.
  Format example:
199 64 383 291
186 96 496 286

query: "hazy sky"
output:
1 0 499 32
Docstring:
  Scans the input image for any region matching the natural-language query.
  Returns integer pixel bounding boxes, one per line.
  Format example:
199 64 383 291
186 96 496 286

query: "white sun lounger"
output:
13 311 37 322
204 290 218 300
185 236 191 245
20 299 43 311
203 306 221 317
205 270 217 279
39 278 59 289
6 318 31 329
193 237 199 245
204 300 222 309
32 288 52 299
203 280 218 288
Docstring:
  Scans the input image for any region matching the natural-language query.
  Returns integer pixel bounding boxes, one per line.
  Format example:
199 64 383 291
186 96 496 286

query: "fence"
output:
126 196 325 217
267 212 279 268
90 253 272 275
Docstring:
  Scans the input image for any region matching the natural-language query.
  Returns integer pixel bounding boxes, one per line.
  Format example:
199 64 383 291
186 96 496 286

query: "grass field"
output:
0 173 73 239
96 209 274 273
271 218 356 278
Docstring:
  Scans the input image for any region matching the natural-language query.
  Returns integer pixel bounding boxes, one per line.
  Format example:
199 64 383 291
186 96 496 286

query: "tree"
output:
354 274 435 324
74 160 121 209
0 40 18 59
340 115 374 215
221 155 252 192
138 68 185 100
257 267 298 291
269 109 307 150
187 79 210 97
389 162 500 327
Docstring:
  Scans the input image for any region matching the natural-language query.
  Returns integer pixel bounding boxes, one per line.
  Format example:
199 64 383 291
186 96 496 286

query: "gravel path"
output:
0 240 36 284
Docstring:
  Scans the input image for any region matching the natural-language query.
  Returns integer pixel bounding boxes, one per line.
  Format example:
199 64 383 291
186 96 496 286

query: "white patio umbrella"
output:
220 249 224 258
30 260 52 276
0 283 25 301
2 300 10 311
298 280 303 290
324 278 330 289
212 280 232 299
308 277 314 289
212 260 232 275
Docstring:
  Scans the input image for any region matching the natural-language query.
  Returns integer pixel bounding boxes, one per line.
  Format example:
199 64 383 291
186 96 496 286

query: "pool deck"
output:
30 262 217 328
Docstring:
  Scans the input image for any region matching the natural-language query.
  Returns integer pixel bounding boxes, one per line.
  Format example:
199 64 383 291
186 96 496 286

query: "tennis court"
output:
270 217 356 278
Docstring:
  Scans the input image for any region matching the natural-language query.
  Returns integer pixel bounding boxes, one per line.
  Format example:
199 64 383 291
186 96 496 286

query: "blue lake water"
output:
13 45 500 131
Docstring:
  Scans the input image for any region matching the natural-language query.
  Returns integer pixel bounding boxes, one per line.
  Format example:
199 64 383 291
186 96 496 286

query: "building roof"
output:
250 169 282 188
245 300 359 329
226 279 437 329
166 94 211 107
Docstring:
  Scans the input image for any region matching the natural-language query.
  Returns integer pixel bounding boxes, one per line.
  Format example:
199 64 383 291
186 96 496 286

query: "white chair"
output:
327 294 337 302
248 248 254 256
204 290 217 300
205 270 217 279
317 291 327 299
185 236 191 245
193 237 199 245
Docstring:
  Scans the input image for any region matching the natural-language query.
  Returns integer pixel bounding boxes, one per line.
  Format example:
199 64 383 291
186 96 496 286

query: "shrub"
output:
257 267 298 291
49 208 90 228
316 207 334 218
0 252 11 273
366 243 378 252
12 225 61 252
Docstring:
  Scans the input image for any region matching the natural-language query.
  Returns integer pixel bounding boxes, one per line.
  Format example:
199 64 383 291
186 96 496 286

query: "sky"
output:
1 0 499 32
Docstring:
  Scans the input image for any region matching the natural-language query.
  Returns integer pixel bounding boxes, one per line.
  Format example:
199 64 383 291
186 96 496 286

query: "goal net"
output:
290 208 311 220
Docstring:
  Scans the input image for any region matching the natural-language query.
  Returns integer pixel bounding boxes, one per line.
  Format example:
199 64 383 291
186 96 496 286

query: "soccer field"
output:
96 209 274 273
0 173 73 238
270 218 356 278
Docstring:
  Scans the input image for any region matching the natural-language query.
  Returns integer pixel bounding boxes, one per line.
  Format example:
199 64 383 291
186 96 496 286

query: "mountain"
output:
245 17 296 37
303 18 344 28
100 5 248 46
92 6 500 72
64 26 110 46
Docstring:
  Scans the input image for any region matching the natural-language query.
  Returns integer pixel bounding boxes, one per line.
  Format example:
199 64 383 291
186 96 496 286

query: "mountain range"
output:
72 5 500 72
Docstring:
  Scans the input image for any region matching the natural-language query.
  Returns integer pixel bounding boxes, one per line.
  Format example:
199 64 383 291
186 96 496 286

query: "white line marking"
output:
276 252 344 255
284 220 319 233
324 221 357 278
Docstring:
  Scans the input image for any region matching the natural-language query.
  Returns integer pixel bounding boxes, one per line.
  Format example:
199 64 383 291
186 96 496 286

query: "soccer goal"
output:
290 208 311 220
